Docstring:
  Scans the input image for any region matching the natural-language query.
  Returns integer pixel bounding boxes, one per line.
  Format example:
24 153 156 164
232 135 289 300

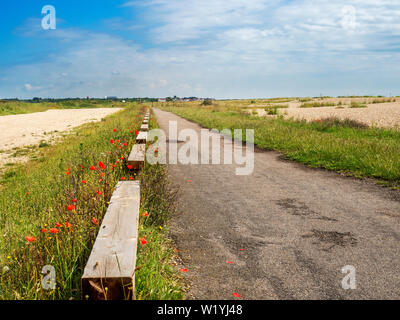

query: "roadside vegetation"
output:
159 102 400 184
0 104 183 300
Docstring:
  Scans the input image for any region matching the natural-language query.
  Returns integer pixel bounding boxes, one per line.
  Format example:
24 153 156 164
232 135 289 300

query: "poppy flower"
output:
142 211 149 217
81 180 87 184
49 228 59 234
25 236 36 243
121 177 126 181
116 140 120 143
99 172 105 178
110 139 115 144
120 156 124 160
123 142 128 147
65 222 72 228
72 199 77 203
135 130 139 135
56 223 62 228
179 268 188 273
239 249 244 251
140 238 147 245
92 217 98 225
226 261 233 264
97 191 103 195
130 177 134 180
42 229 47 233
66 171 70 175
80 165 84 169
98 161 106 170
127 165 133 170
188 180 193 183
67 205 75 211
113 128 117 132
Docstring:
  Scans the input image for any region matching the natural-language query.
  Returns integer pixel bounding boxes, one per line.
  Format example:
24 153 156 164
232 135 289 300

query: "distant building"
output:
158 98 166 103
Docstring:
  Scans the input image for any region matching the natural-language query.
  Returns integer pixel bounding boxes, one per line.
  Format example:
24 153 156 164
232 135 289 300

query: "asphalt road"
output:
153 108 400 300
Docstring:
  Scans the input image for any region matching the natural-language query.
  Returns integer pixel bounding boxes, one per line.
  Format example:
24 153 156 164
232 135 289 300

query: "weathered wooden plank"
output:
81 181 140 300
143 119 149 124
136 131 147 144
140 124 149 131
127 144 146 169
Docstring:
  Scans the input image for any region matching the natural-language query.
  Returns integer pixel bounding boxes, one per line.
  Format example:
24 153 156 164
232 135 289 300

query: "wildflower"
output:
110 139 115 144
81 180 87 184
67 205 75 211
239 249 244 251
123 142 128 147
226 261 233 264
56 223 62 228
25 236 36 243
92 217 98 225
65 222 72 228
233 292 241 298
142 211 149 217
130 177 134 180
135 130 139 135
97 191 103 195
72 199 77 203
188 180 193 182
66 171 70 175
3 266 9 273
50 228 59 234
80 165 84 170
42 228 47 233
140 238 147 245
127 165 133 170
121 177 126 181
120 156 124 160
90 165 97 171
159 226 163 230
113 128 117 132
100 172 105 177
116 140 120 143
98 161 106 170
179 268 188 273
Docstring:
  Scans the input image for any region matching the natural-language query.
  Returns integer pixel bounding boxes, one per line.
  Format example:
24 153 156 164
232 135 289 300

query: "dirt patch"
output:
0 108 121 170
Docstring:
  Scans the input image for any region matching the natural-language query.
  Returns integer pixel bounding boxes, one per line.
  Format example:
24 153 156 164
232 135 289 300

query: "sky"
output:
1 0 400 99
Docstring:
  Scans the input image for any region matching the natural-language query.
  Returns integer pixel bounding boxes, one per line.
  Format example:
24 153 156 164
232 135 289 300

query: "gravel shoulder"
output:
154 108 400 300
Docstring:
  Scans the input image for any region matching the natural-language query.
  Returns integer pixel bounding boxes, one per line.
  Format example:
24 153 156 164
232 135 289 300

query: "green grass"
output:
159 103 400 183
300 102 337 108
0 104 183 300
0 100 123 116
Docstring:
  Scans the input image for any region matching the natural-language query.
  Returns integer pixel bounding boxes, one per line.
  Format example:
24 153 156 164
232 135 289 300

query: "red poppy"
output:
25 236 36 243
113 128 117 132
142 211 149 217
116 140 120 143
97 191 103 195
67 205 75 211
123 142 128 147
98 161 106 170
188 180 193 182
127 165 133 170
56 223 62 228
130 177 134 180
179 268 189 273
65 222 72 228
66 171 70 175
92 217 98 225
239 249 244 251
135 130 139 135
110 139 115 144
140 238 147 245
120 156 124 160
42 228 47 233
226 261 233 264
90 165 97 171
80 165 84 169
81 180 87 184
99 172 105 178
233 292 241 298
72 198 77 203
49 228 59 234
121 177 126 181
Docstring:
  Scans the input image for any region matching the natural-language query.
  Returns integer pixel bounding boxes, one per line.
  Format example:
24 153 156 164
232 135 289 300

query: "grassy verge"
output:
0 104 183 300
0 100 123 116
158 103 400 184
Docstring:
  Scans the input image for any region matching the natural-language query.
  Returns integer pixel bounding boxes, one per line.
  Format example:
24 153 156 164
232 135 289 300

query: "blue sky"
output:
1 0 400 99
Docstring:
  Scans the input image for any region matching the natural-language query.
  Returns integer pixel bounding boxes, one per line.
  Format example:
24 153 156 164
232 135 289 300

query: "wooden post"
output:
136 131 147 144
81 181 140 300
127 144 146 170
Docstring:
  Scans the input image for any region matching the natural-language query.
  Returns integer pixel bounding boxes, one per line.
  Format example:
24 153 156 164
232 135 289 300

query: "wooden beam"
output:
143 119 148 124
82 181 140 300
140 124 149 131
136 131 147 144
127 144 146 169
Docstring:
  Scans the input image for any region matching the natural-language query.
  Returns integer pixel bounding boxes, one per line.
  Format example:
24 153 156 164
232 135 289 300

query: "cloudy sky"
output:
1 0 400 99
